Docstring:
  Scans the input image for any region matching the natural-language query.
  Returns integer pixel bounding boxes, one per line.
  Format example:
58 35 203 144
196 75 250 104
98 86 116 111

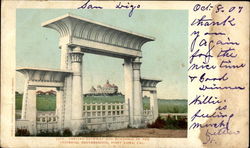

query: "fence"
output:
36 111 58 133
143 109 153 123
82 103 129 131
16 104 154 133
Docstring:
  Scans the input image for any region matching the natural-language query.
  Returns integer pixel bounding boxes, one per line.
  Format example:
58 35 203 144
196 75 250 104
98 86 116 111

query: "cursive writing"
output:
189 3 244 145
204 128 240 144
199 84 245 91
189 95 223 105
189 113 234 129
191 15 236 26
77 0 141 17
115 2 140 17
77 0 103 9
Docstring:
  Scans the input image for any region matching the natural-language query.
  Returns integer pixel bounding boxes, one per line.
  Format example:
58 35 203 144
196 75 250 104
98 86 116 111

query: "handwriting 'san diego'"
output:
77 0 140 17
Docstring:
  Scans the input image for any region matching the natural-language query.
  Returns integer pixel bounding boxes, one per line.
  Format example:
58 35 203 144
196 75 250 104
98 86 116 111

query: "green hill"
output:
15 94 187 113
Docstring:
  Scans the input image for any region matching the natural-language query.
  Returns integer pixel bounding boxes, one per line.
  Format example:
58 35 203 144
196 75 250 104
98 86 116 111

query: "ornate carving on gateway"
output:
141 78 162 91
42 14 154 51
17 68 72 83
70 51 84 63
16 14 162 135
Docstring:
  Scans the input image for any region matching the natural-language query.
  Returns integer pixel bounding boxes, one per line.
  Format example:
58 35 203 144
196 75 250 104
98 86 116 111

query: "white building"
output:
88 80 118 95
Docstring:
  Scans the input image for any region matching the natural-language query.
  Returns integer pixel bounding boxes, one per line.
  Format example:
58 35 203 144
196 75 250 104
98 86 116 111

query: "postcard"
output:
1 1 249 147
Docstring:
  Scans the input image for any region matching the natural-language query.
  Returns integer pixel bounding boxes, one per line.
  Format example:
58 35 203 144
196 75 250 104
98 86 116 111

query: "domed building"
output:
87 80 119 96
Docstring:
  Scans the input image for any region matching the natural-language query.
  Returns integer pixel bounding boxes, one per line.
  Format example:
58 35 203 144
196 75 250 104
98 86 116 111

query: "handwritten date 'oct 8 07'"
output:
193 3 243 14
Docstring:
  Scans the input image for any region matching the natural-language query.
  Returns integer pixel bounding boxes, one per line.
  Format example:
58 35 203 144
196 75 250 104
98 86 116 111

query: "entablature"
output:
141 77 162 91
42 14 154 58
17 67 73 86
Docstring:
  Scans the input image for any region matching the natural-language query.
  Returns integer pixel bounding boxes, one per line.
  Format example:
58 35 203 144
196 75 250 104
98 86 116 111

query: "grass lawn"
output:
15 94 187 113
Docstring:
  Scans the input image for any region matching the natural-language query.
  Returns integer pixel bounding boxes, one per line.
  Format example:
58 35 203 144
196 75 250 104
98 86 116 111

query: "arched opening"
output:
81 53 128 131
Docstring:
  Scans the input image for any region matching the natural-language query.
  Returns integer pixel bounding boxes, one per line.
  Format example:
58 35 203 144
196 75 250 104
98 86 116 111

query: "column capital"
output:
70 51 84 63
132 57 141 70
132 61 141 70
124 57 133 63
133 57 141 62
123 58 133 67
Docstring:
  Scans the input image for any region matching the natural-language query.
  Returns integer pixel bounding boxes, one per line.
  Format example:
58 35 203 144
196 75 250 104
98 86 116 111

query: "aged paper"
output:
1 1 249 148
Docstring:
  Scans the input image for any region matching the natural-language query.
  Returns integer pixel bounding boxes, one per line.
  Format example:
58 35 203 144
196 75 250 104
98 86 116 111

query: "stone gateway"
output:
16 14 162 135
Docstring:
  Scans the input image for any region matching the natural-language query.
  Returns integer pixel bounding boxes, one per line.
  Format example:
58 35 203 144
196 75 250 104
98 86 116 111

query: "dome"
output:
103 80 112 88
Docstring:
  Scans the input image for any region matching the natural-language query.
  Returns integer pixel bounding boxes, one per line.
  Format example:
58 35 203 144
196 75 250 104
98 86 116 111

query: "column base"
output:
71 119 83 135
30 121 37 135
131 116 146 128
153 115 159 122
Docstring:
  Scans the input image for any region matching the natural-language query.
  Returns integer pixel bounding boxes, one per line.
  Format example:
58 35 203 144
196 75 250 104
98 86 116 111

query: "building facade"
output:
87 80 119 96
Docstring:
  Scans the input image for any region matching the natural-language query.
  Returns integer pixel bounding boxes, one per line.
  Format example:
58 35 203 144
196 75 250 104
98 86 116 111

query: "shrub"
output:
147 116 187 129
37 129 61 137
62 128 72 137
15 128 30 136
147 117 166 128
176 117 187 129
165 116 187 129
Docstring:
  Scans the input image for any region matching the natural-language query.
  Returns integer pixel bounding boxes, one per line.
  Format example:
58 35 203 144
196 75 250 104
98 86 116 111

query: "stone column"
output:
21 85 37 135
60 44 72 129
70 46 84 134
60 44 71 70
123 58 134 126
150 90 158 121
21 77 29 120
23 85 36 121
132 57 144 127
56 87 64 130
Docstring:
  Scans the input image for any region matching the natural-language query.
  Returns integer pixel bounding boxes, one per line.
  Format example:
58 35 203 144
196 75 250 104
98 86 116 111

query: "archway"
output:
17 13 161 135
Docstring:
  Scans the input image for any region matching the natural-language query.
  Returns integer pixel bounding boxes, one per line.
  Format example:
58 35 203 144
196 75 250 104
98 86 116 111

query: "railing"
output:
16 104 157 132
160 113 187 120
15 110 22 119
36 111 58 132
143 109 153 116
82 103 129 131
143 109 153 123
16 120 31 130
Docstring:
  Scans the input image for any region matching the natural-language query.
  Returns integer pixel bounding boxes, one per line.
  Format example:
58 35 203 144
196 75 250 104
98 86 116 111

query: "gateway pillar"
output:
70 46 84 134
60 44 72 129
132 57 144 127
123 58 134 126
56 87 64 130
150 90 159 121
21 85 37 135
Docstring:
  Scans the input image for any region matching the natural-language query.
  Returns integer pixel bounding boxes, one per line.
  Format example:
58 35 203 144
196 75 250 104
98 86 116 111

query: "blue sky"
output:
16 9 188 99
